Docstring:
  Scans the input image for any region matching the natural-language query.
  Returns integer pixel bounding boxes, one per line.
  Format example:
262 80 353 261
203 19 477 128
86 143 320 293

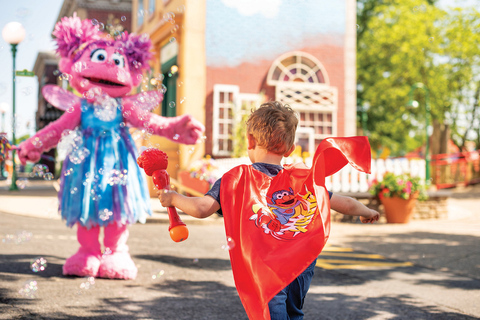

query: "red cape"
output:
220 136 371 319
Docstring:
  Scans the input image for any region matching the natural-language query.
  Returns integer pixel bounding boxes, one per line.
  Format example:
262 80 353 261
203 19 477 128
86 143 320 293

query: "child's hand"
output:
359 209 380 224
156 189 176 208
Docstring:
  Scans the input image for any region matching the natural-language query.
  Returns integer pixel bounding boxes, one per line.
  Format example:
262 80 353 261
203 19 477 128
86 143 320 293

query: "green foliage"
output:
357 0 480 154
369 172 428 200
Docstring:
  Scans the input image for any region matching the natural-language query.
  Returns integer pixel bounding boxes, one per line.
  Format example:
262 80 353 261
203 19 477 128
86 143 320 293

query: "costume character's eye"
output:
90 49 108 63
112 53 125 68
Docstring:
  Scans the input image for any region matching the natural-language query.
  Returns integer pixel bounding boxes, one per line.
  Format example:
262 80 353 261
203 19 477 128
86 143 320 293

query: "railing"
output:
214 157 426 193
431 150 480 189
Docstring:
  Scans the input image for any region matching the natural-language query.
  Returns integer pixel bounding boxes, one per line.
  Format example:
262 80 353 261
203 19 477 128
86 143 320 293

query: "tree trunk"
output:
431 119 450 155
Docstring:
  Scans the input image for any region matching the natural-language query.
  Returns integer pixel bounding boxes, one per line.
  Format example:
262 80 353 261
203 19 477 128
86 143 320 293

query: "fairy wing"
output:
42 85 82 111
123 91 164 112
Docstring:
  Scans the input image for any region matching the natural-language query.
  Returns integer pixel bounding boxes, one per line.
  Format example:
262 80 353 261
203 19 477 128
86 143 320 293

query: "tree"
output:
440 8 480 151
357 0 480 155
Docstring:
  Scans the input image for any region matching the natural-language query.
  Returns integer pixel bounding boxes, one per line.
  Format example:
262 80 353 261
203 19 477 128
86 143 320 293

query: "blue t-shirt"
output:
206 162 332 216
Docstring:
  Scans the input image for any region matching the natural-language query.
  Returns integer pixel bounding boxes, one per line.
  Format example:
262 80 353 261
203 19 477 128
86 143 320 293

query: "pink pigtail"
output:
53 12 101 58
118 32 153 74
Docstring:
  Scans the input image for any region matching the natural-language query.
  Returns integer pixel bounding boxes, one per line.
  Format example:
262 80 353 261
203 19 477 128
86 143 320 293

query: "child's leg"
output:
98 223 137 279
268 259 316 320
63 224 102 277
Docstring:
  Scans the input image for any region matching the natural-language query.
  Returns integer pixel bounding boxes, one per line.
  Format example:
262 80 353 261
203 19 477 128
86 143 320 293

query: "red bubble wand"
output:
137 148 189 242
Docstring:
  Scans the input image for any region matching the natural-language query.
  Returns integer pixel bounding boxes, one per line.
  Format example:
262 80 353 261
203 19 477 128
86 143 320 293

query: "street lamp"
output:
2 22 26 191
408 82 431 184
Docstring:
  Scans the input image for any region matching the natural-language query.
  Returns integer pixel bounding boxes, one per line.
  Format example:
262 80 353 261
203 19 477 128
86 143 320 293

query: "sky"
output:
0 0 478 141
0 0 63 140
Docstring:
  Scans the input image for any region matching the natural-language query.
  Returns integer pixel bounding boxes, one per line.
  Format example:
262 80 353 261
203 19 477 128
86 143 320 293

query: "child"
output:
157 101 379 319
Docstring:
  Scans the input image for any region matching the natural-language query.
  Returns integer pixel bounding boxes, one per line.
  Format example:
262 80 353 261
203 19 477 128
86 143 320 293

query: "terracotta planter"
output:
178 171 211 194
380 195 417 223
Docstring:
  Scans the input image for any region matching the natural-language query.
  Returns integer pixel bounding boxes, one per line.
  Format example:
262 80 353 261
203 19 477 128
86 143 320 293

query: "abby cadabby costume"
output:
17 15 204 279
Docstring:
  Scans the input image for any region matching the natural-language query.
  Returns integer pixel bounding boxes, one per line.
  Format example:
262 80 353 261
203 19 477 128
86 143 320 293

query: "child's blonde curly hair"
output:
246 101 298 155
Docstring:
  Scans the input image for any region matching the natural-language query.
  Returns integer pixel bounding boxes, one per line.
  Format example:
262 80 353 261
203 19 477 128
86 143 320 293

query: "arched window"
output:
267 51 338 150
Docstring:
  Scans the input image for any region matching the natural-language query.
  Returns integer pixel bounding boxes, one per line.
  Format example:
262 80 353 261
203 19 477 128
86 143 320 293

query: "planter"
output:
178 171 211 194
380 195 418 223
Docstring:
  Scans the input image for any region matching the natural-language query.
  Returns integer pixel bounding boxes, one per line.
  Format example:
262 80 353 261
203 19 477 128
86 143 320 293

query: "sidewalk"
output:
0 179 224 225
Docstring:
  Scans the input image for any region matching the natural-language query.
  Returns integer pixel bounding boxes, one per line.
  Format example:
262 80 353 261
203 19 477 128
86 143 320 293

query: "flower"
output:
187 155 221 187
369 172 428 201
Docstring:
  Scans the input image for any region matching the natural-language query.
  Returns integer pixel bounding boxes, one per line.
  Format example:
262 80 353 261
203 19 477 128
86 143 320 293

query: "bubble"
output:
99 209 113 221
356 24 359 30
429 37 434 42
121 16 127 22
43 172 54 181
70 187 78 195
64 168 73 176
221 236 235 250
33 164 49 178
78 277 95 294
2 230 32 244
53 69 60 76
30 257 47 272
18 280 38 299
102 247 112 258
177 81 183 87
92 19 99 26
169 37 176 43
192 258 199 264
151 269 165 280
32 137 43 148
172 134 180 140
160 84 167 94
168 101 175 108
93 94 118 121
180 97 186 104
16 178 28 189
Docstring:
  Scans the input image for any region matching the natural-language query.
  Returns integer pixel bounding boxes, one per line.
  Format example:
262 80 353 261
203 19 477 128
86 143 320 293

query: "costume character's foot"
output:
63 224 101 277
98 223 137 279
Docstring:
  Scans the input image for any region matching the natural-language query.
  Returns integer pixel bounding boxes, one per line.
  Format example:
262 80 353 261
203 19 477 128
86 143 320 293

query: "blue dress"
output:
59 99 152 228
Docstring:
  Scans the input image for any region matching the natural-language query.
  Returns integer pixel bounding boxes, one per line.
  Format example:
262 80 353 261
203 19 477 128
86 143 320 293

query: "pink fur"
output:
98 224 137 279
17 15 205 280
63 225 102 277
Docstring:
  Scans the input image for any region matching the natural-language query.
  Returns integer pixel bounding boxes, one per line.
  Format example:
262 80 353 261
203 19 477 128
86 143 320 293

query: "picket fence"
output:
214 157 426 194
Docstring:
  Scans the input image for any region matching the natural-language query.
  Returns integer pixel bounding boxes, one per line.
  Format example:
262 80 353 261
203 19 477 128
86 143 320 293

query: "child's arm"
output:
330 194 379 223
156 190 220 219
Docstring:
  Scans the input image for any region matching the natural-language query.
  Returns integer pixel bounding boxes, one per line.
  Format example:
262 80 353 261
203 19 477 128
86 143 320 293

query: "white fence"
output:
214 157 426 194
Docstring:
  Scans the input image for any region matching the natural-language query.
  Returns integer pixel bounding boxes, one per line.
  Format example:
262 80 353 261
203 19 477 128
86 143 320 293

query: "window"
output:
137 0 144 27
212 85 261 156
149 0 156 16
267 51 338 146
213 85 237 156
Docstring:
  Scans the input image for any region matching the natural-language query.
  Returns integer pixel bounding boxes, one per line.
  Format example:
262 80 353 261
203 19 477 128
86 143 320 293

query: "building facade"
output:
134 0 357 170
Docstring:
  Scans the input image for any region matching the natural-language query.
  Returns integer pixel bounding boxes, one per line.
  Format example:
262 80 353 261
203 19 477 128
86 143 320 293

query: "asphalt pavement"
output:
0 179 479 319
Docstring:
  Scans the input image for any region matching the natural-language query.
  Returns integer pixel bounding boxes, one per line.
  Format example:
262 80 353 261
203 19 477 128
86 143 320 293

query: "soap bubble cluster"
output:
18 280 38 299
30 257 48 272
106 169 128 186
2 230 33 244
16 178 28 189
77 276 96 295
99 209 113 221
31 164 49 178
57 129 90 165
93 93 119 122
151 269 165 280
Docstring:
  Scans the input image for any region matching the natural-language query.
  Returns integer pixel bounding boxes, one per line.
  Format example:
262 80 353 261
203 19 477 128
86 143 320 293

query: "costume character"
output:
220 136 371 319
17 14 204 279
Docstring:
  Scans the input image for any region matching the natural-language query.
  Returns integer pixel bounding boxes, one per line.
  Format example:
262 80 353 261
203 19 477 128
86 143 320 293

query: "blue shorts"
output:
268 259 316 320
